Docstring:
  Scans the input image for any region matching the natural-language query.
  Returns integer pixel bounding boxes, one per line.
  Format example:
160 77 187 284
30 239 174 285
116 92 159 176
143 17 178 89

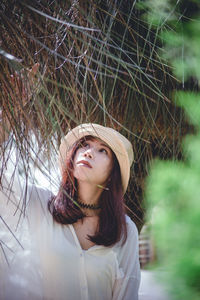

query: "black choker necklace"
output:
77 200 101 210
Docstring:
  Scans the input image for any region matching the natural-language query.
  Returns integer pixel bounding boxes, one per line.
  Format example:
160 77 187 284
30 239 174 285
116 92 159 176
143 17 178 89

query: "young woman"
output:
0 123 140 300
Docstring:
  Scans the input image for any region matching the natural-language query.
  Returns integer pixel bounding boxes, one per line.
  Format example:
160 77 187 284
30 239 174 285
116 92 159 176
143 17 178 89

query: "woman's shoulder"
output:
26 183 54 217
125 215 139 238
27 182 54 200
112 215 140 270
113 215 139 251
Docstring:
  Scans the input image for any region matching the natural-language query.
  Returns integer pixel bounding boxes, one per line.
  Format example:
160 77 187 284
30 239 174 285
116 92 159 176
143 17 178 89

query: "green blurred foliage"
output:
136 0 178 27
144 0 200 299
137 0 200 81
146 93 200 300
161 20 200 81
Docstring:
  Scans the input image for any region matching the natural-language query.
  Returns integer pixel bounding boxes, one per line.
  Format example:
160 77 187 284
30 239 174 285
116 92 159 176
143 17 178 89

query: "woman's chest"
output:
36 222 117 278
72 217 99 250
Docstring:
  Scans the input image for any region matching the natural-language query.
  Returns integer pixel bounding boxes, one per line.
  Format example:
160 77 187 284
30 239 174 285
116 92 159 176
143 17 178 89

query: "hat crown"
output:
108 127 134 166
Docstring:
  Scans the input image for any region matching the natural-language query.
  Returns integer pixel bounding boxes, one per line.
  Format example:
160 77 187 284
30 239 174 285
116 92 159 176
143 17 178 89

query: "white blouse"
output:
0 168 140 300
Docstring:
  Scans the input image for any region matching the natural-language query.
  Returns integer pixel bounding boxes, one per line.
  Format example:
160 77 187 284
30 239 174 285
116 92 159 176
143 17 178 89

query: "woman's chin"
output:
75 176 102 187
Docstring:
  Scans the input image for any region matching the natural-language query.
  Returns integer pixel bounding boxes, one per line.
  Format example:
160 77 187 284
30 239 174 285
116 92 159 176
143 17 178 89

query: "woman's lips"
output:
77 160 92 168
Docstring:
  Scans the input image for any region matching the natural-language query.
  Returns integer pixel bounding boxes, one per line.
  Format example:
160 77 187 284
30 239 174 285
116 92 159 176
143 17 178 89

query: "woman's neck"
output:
77 181 103 205
77 181 103 216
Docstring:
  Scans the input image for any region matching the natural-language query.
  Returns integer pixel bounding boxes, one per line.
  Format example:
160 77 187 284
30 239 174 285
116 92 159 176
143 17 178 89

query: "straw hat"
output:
59 123 134 193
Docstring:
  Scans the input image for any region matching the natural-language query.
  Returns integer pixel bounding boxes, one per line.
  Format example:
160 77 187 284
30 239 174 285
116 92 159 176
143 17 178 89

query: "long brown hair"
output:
48 136 127 246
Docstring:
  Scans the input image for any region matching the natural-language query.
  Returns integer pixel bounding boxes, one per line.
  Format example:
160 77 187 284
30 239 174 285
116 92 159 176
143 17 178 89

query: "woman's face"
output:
73 137 113 186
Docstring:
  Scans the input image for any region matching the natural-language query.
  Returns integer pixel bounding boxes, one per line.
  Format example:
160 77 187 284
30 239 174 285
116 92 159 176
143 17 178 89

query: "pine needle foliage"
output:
0 0 193 230
145 0 200 298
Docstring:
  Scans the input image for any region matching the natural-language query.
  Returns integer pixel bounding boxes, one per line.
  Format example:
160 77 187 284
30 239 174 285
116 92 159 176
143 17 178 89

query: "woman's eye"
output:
82 142 89 148
99 148 108 154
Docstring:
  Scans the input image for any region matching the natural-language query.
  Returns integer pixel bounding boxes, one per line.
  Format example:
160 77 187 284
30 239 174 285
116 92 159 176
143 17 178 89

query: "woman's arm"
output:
112 218 141 300
0 62 43 236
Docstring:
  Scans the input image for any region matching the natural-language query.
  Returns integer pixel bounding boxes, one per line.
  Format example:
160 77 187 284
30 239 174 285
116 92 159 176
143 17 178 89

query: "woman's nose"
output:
83 148 93 158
